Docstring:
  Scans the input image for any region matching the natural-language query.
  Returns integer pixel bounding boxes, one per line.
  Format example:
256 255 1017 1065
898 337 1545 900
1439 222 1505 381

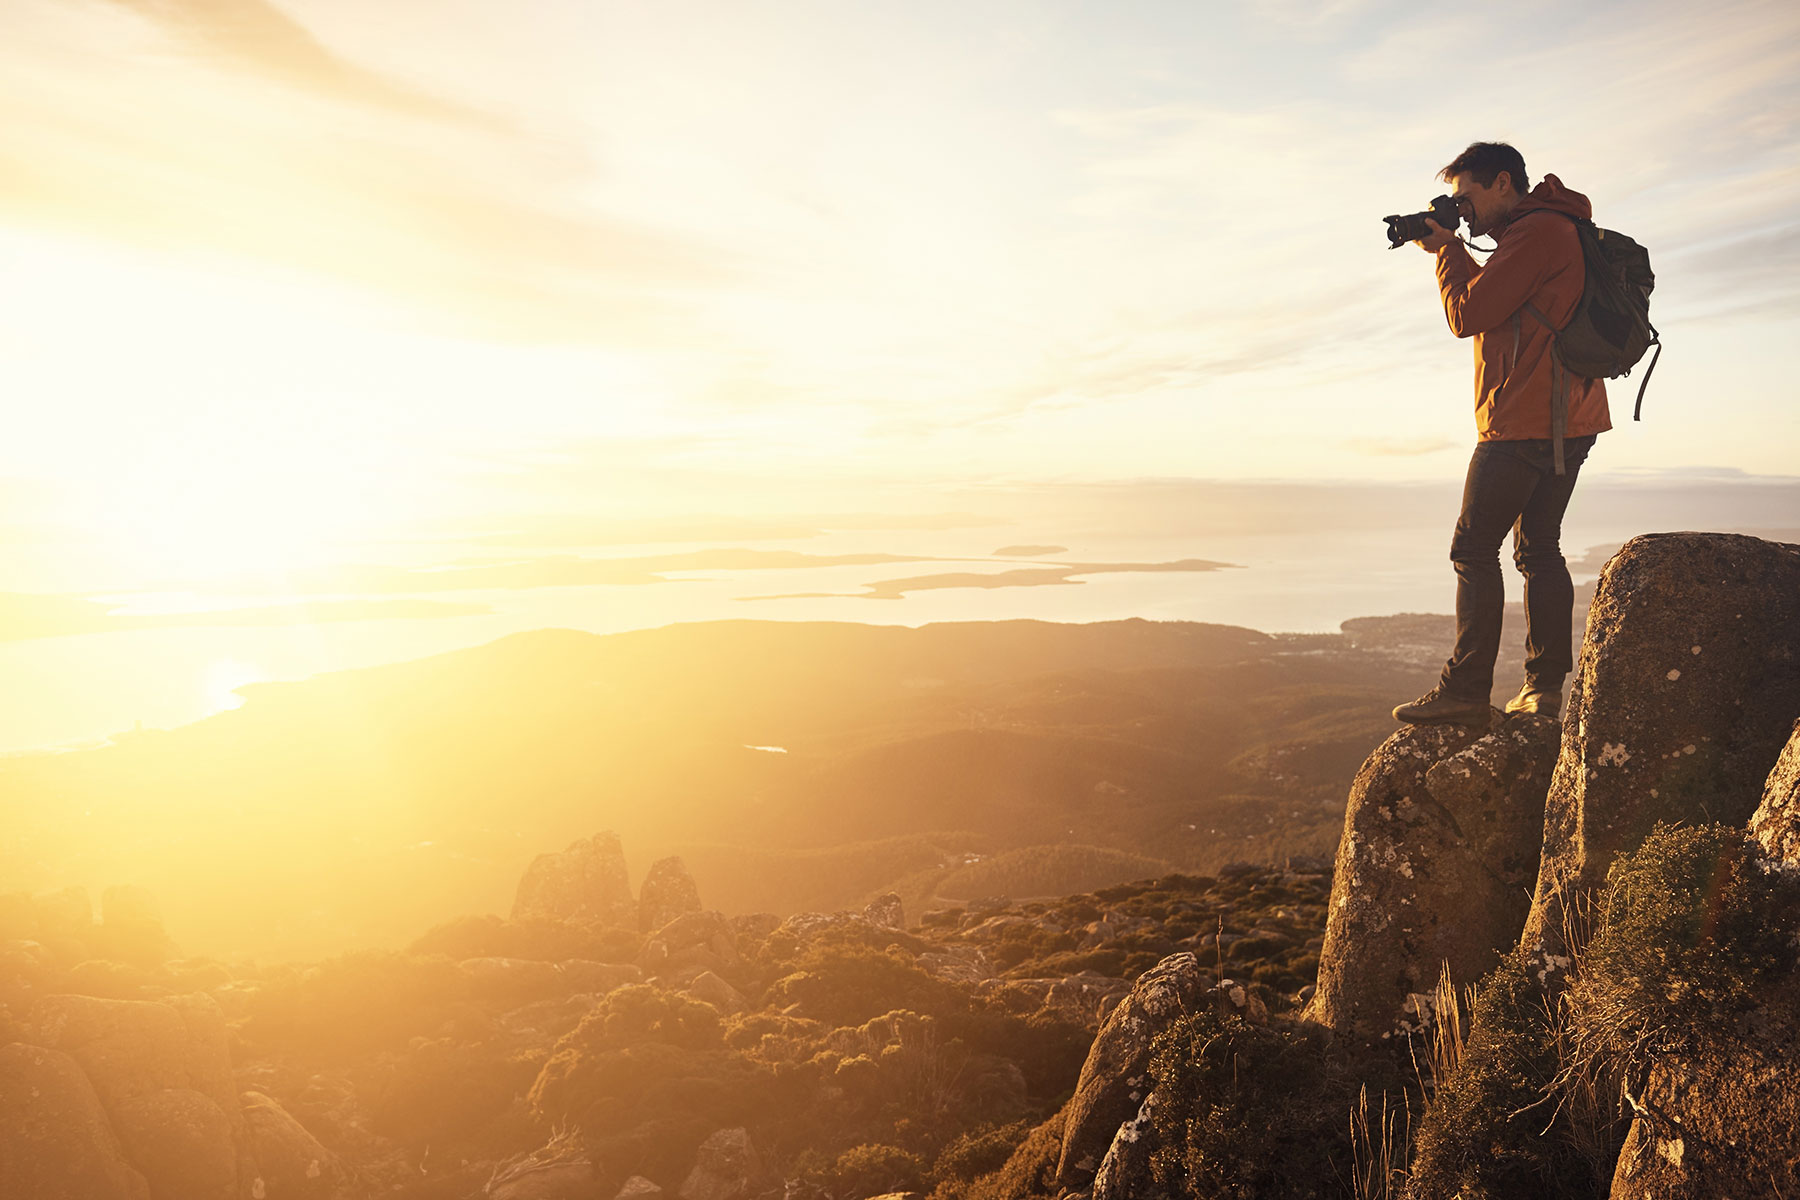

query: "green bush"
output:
1571 822 1800 1075
1407 949 1607 1200
769 944 964 1027
821 1143 927 1197
576 983 723 1051
933 1120 1031 1186
958 1110 1063 1200
1146 1009 1352 1200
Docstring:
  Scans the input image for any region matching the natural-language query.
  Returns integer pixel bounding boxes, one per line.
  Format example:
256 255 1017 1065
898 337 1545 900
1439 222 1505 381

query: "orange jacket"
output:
1434 174 1612 441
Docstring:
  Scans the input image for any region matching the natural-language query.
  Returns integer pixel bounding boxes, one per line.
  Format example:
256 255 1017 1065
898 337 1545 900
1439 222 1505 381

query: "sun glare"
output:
202 657 265 714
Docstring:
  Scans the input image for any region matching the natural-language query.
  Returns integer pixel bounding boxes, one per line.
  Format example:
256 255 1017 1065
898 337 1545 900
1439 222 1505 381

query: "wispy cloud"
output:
0 0 725 343
98 0 496 125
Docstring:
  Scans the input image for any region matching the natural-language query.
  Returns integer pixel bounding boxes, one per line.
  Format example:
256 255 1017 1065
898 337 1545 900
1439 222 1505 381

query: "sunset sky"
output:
3 0 1799 748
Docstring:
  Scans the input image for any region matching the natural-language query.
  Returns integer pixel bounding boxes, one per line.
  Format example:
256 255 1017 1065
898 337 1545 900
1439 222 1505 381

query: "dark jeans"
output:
1439 434 1596 701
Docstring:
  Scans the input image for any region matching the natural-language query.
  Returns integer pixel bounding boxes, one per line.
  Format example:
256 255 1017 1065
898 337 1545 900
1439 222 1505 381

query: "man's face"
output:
1450 171 1516 237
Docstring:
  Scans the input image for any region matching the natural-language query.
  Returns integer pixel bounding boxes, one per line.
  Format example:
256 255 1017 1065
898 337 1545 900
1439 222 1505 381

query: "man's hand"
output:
1416 218 1459 254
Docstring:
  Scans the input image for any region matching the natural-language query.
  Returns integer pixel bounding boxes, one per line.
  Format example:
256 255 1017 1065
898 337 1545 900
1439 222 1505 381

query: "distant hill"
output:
0 617 1443 960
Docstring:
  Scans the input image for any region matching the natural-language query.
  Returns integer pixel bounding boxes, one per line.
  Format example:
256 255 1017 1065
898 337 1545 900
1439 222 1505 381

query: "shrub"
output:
1146 1009 1354 1200
1407 949 1607 1200
959 1110 1063 1200
821 1143 927 1197
575 983 723 1051
933 1120 1031 1187
1570 823 1800 1077
768 945 964 1027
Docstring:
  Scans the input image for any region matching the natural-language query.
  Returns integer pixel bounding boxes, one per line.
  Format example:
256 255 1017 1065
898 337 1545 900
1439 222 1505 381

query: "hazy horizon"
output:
6 470 1796 754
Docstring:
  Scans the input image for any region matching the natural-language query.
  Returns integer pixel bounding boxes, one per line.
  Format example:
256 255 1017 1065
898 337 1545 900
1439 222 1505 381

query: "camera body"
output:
1384 195 1461 248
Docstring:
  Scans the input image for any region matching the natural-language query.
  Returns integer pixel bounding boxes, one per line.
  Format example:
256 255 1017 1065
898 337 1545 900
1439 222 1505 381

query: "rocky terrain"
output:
1 832 1330 1200
7 531 1797 1199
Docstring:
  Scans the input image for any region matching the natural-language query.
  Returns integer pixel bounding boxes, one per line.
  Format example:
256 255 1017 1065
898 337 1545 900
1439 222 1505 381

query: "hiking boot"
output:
1504 684 1562 718
1392 688 1491 726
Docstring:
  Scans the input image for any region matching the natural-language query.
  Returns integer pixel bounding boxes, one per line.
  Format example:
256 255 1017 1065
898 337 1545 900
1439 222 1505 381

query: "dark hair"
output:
1439 142 1530 195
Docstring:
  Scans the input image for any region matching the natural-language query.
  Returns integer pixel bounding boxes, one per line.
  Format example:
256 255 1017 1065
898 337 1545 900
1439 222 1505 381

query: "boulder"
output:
1749 719 1800 863
108 1087 239 1200
637 911 741 981
914 945 996 985
1042 974 1133 1028
511 832 636 928
677 1127 756 1200
1607 984 1800 1199
486 1128 596 1200
1055 951 1218 1189
1306 715 1557 1039
862 893 905 930
556 959 644 994
683 970 747 1014
63 959 160 1000
1523 533 1800 960
240 1090 347 1200
0 1041 150 1200
615 1176 664 1198
729 913 781 941
1092 1089 1173 1200
638 856 702 932
29 992 251 1200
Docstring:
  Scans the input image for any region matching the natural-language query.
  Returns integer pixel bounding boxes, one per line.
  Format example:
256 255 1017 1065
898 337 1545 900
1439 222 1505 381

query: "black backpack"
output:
1520 212 1661 474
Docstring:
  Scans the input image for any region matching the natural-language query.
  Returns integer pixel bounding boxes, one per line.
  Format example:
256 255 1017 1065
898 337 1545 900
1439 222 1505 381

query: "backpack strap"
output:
1633 330 1661 421
1549 356 1569 476
1523 303 1568 474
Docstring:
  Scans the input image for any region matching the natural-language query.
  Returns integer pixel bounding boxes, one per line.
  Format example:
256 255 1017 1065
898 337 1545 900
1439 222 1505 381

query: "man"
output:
1393 142 1612 726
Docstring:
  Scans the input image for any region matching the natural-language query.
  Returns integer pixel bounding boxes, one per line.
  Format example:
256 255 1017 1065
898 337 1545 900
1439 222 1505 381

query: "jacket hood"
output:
1511 173 1592 222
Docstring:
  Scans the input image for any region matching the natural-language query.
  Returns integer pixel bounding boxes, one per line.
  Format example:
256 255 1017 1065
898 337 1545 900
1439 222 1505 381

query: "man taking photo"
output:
1393 141 1612 726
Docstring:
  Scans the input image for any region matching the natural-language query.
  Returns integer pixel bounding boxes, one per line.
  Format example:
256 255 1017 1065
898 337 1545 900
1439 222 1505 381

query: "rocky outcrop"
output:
1091 1088 1171 1200
683 970 747 1014
1523 533 1800 959
1306 714 1558 1038
678 1127 756 1200
486 1127 596 1200
1748 719 1800 862
0 1041 150 1200
637 911 741 983
240 1091 347 1200
511 832 636 928
1606 986 1800 1200
862 893 905 929
556 959 644 994
1603 739 1800 1200
29 992 253 1200
637 857 702 933
1054 951 1264 1191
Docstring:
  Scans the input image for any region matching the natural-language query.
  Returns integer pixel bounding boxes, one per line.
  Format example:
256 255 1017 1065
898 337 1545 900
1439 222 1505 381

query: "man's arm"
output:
1432 215 1556 338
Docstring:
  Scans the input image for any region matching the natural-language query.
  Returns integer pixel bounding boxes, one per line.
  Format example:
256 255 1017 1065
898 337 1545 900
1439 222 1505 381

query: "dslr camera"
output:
1384 196 1460 249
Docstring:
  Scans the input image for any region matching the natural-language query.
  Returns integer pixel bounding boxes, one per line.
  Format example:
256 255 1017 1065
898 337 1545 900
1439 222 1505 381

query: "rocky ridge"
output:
1 831 1332 1200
